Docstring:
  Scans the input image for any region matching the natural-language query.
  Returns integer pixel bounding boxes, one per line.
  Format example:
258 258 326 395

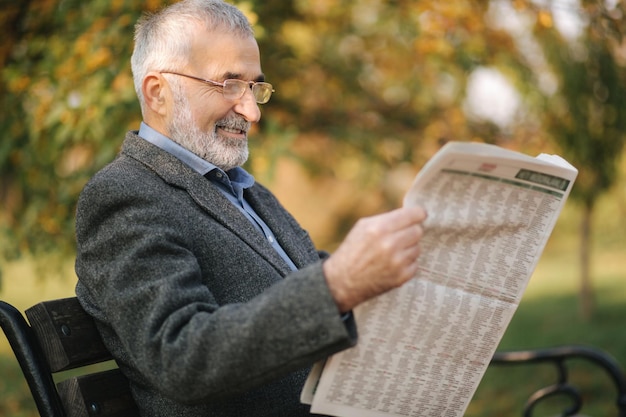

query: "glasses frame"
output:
160 71 274 104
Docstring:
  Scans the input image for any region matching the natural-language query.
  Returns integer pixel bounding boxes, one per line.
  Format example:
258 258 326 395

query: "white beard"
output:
167 86 250 171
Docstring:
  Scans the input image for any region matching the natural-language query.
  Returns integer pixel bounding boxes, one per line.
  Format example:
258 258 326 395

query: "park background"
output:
1 0 625 415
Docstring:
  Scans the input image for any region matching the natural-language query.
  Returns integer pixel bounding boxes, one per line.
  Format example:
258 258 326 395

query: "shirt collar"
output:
137 122 255 189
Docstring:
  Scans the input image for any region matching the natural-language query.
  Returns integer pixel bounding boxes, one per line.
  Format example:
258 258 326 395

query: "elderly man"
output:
74 0 426 416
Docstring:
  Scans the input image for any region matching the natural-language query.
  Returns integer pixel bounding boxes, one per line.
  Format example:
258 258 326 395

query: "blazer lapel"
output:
120 132 293 275
244 185 320 269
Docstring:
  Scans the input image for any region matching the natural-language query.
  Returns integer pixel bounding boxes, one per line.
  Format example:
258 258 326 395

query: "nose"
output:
233 87 261 123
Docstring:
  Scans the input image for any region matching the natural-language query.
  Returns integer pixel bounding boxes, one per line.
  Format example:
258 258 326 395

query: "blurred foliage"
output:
495 0 626 317
0 0 157 265
253 0 528 180
531 1 626 206
0 0 625 282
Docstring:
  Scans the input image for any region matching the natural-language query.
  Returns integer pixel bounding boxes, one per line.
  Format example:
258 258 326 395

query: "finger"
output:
383 206 428 230
395 243 422 281
388 222 424 250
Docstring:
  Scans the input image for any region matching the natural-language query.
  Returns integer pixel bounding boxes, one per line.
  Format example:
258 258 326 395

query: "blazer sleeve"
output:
74 159 358 404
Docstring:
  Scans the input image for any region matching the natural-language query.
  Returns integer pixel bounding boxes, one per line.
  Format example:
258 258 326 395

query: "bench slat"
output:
57 368 139 417
25 297 112 372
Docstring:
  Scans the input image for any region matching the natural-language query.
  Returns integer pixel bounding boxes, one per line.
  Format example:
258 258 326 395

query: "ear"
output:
142 72 169 116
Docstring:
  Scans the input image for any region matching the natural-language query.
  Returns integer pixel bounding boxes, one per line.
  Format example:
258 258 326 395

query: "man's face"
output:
166 29 263 171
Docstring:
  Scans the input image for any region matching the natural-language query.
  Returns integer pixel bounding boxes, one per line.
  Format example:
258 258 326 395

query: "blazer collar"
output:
120 131 296 275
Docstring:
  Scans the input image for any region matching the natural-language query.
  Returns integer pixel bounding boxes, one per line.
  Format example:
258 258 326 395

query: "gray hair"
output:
131 0 254 113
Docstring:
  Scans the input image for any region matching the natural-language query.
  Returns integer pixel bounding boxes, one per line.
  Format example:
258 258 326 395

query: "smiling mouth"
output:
219 126 246 135
215 117 252 138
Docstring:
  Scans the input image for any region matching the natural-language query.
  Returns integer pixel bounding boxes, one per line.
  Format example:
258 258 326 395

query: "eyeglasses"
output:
161 71 274 104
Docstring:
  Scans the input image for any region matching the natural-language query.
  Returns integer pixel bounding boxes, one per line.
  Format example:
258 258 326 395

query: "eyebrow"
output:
223 72 266 82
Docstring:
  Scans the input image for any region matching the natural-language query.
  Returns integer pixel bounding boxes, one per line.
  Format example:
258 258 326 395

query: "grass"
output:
1 205 625 416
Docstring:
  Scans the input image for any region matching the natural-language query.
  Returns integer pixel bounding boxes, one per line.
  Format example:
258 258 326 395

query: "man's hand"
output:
323 206 427 313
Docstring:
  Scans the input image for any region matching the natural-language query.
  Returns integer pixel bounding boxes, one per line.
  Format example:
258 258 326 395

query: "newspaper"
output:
301 141 578 417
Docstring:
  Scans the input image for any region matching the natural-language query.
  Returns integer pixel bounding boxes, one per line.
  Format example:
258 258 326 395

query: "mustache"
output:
216 117 251 133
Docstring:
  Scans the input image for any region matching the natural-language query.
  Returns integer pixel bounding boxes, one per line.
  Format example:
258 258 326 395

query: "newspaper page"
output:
302 141 578 417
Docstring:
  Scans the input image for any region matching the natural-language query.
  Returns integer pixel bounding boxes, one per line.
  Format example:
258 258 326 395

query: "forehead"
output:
188 28 262 80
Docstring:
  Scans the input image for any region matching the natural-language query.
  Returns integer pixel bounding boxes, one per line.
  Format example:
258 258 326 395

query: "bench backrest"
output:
0 297 139 417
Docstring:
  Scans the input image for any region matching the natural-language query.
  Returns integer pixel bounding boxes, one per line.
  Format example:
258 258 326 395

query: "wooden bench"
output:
2 297 626 417
0 297 138 417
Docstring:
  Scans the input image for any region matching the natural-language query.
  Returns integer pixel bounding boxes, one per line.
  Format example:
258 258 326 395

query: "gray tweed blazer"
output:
75 131 357 417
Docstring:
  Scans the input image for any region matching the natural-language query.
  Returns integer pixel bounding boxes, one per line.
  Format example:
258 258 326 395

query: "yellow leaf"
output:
7 75 30 93
280 21 318 59
538 10 553 28
86 48 113 72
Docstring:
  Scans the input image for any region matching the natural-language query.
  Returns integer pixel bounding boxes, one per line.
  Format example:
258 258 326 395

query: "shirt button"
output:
215 172 223 178
268 236 274 243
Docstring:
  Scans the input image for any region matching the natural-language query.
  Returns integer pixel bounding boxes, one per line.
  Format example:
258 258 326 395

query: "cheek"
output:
191 102 230 131
191 110 219 132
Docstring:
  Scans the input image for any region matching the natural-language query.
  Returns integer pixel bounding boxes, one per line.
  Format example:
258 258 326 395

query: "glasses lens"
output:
252 83 273 104
222 80 247 100
222 80 273 104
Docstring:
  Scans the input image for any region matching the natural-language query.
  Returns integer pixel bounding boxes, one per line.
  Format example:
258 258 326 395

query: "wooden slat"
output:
25 297 112 372
57 368 139 417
